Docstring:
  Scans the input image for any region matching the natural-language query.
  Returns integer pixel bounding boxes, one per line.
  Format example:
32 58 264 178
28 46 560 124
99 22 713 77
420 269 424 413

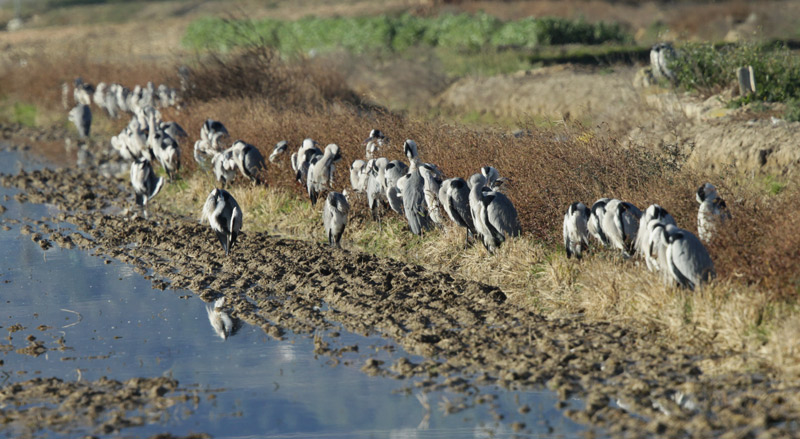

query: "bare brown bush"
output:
183 47 364 111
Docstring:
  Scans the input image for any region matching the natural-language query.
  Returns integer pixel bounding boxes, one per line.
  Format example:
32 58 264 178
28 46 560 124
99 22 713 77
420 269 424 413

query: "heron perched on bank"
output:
211 149 237 187
206 297 235 340
130 157 164 219
468 173 521 253
73 77 94 106
635 204 675 261
438 177 476 247
364 129 388 160
201 188 243 256
68 104 92 139
350 159 368 193
400 140 432 236
696 183 730 242
194 130 226 170
601 199 642 258
588 198 611 247
230 140 266 185
306 143 340 205
481 166 510 191
661 225 715 290
563 202 590 259
323 191 350 248
201 119 229 143
293 138 321 185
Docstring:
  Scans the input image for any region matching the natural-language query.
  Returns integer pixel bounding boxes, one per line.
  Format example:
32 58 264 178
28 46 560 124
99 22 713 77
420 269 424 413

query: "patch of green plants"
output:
670 42 800 114
12 102 37 127
182 13 632 55
763 175 786 196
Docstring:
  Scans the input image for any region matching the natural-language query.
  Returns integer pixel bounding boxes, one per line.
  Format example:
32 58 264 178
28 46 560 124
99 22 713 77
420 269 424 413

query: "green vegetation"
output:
671 42 800 105
182 13 631 55
12 102 37 127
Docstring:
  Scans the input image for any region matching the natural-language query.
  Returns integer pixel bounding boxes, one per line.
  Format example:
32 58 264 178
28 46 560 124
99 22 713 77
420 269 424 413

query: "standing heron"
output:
350 159 367 193
194 130 226 170
563 202 590 259
438 177 476 247
635 204 675 261
230 140 266 185
588 198 611 247
68 104 92 139
146 110 180 181
201 188 243 256
601 199 642 258
201 119 229 143
323 191 350 247
662 225 715 290
130 157 164 219
697 183 730 242
211 150 237 187
73 77 94 106
307 143 340 205
364 129 388 160
294 138 321 185
468 173 520 253
481 166 510 191
645 220 670 273
419 164 444 226
401 140 432 236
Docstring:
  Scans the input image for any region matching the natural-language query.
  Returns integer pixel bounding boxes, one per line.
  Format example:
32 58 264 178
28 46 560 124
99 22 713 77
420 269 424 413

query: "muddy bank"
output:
1 149 800 438
0 376 209 438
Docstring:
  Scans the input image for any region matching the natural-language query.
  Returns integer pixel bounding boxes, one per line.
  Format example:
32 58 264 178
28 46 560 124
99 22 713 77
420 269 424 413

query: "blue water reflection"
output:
0 147 587 438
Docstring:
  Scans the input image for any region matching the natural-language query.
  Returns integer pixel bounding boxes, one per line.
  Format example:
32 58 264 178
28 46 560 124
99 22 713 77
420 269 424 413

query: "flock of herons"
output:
66 75 728 294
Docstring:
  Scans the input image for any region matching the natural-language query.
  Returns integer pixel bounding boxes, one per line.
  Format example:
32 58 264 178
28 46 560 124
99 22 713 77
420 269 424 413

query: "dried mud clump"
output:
0 376 194 437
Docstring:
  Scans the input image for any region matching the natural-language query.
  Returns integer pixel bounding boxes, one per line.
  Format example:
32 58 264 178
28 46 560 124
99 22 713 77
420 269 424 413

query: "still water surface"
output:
0 147 587 438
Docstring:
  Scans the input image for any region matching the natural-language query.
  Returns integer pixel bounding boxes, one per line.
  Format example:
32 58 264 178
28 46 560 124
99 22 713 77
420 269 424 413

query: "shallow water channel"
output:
0 147 587 438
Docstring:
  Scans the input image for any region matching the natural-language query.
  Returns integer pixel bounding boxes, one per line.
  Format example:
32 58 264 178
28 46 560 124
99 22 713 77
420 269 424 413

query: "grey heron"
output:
230 140 266 185
269 140 289 163
662 225 715 290
201 119 229 142
201 188 243 256
323 191 350 247
588 198 611 247
350 159 367 193
130 157 164 219
295 138 321 185
697 183 730 242
439 177 476 247
211 149 237 187
481 166 510 191
473 174 521 253
194 130 226 170
401 140 432 236
645 220 670 273
68 104 92 139
650 43 677 81
364 129 388 160
419 164 444 226
73 77 93 106
635 204 676 261
601 199 642 258
160 121 188 145
146 110 180 181
206 297 235 340
307 143 340 205
366 158 386 222
563 202 590 259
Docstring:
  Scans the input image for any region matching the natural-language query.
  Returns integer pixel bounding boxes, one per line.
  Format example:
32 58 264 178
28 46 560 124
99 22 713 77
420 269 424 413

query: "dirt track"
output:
2 137 800 438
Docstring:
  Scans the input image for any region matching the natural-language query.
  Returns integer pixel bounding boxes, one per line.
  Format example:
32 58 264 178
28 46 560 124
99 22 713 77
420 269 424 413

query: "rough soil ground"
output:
2 134 800 438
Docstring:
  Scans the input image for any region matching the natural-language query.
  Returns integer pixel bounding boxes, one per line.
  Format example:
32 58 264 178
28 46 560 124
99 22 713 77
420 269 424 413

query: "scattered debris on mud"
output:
1 139 800 438
0 376 209 438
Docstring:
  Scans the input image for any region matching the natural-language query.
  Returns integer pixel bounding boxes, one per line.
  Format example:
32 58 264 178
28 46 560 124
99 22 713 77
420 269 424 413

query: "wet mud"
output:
2 137 800 437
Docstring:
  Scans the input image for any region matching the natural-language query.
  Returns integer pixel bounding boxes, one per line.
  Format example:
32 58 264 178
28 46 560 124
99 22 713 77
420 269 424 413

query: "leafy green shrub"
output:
671 43 800 105
182 14 632 55
12 102 37 127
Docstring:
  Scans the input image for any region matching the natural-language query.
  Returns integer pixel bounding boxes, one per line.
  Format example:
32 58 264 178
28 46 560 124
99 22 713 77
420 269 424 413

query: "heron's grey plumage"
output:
650 42 676 81
230 140 266 185
364 129 388 160
350 159 367 193
212 149 237 187
419 164 444 226
563 202 590 259
323 191 350 247
69 104 92 139
160 121 187 144
697 183 730 242
73 77 93 106
201 188 243 256
602 199 642 257
439 177 475 245
645 220 670 273
269 140 288 163
401 141 432 236
663 225 715 290
201 119 229 142
206 297 235 340
635 204 676 261
588 198 611 246
469 173 520 253
307 143 340 205
295 138 321 185
194 130 225 170
130 157 164 218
